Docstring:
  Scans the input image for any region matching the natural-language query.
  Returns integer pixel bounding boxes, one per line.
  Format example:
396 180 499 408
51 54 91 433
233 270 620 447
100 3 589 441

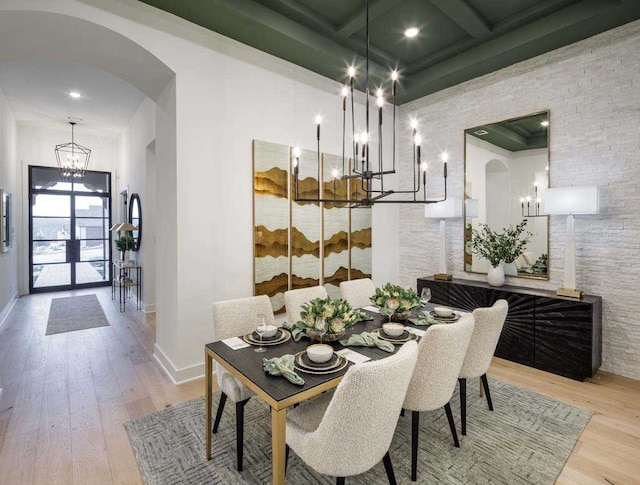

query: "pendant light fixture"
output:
293 0 448 207
55 121 91 178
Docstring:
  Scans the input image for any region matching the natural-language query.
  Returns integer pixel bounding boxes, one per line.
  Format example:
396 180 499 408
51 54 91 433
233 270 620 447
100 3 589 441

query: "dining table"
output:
204 303 453 485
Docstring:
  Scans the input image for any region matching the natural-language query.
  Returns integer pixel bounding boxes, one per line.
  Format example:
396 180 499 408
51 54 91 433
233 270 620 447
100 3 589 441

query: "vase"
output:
307 329 345 342
502 261 518 276
487 265 505 287
390 312 409 322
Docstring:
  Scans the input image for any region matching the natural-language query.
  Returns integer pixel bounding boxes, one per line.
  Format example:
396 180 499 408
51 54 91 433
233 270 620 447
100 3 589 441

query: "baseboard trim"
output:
143 302 156 313
0 293 19 331
153 343 205 385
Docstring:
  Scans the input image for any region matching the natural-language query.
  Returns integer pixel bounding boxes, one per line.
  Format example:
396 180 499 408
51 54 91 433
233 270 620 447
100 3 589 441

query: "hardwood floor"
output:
0 287 639 484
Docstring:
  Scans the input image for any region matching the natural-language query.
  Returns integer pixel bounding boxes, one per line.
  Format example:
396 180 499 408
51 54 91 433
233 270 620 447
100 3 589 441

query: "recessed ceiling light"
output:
404 27 420 38
68 91 82 99
540 120 549 127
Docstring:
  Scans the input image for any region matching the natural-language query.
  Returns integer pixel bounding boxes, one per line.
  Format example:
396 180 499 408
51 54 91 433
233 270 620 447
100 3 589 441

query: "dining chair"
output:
211 294 275 471
339 278 376 309
284 285 328 324
402 314 475 481
458 299 509 435
286 341 419 484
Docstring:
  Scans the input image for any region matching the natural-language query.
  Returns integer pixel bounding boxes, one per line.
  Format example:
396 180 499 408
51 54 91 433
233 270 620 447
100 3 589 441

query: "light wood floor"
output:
0 288 639 484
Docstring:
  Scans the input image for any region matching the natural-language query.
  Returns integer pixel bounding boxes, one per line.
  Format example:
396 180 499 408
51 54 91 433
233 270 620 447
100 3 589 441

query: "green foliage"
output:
286 297 362 341
370 283 422 317
115 235 134 252
470 220 531 267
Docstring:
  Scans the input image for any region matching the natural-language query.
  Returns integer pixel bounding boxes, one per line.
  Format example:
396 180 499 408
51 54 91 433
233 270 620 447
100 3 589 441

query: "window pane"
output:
33 217 71 240
33 263 70 287
31 167 72 191
75 196 108 217
33 241 69 264
75 219 109 240
77 261 108 283
79 242 108 262
74 172 110 193
33 194 70 217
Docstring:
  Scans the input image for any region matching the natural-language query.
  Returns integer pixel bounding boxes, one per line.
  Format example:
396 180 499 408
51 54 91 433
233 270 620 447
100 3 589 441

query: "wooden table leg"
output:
479 376 484 398
271 407 287 485
205 352 212 460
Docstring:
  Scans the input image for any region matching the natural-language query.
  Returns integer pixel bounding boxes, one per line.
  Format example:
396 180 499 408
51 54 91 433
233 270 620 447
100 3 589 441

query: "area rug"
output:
125 378 591 484
45 294 110 335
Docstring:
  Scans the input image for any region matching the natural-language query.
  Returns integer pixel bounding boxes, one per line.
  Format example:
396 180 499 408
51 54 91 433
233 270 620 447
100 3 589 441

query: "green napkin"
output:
263 354 305 385
409 314 435 326
357 311 375 321
339 332 395 353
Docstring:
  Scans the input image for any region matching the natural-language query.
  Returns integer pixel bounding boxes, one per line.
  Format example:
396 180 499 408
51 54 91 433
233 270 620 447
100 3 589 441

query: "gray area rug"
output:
125 378 591 484
45 294 110 335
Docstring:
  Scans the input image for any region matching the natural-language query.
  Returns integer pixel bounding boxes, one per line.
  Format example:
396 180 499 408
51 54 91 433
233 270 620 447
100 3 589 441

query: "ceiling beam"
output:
337 0 404 37
489 125 529 149
430 0 491 38
402 0 622 98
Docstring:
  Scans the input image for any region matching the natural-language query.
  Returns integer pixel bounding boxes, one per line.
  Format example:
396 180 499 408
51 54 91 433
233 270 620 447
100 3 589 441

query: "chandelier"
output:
293 0 448 207
55 121 91 178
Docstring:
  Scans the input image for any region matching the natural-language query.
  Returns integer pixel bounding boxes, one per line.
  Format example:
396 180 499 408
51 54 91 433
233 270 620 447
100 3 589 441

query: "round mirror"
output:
129 193 142 251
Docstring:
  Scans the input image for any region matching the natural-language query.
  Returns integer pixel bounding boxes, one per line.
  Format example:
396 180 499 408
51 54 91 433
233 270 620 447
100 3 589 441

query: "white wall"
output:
0 86 18 323
16 123 120 293
399 19 640 380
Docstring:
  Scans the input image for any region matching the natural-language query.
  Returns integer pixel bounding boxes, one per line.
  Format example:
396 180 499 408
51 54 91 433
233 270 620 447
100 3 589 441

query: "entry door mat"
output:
45 294 110 335
125 378 592 484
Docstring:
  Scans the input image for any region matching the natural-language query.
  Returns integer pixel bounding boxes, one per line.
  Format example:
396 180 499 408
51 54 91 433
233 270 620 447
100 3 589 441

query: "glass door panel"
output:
74 195 109 285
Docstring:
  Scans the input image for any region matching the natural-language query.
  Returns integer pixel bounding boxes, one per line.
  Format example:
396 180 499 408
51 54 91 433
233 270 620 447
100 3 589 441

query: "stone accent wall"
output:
398 20 640 379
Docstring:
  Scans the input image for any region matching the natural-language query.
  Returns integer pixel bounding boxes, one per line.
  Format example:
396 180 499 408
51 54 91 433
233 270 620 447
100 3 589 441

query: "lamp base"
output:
434 273 453 281
556 287 583 299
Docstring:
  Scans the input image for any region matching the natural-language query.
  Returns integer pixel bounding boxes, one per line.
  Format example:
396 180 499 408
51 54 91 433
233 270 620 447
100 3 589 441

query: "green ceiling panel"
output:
138 0 640 104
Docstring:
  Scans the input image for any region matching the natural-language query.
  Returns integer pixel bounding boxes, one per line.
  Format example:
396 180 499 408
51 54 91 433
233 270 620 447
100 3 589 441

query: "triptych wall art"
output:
253 140 372 312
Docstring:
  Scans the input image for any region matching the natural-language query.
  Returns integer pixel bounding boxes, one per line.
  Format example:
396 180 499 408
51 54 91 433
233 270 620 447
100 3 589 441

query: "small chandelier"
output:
293 0 448 207
55 121 91 178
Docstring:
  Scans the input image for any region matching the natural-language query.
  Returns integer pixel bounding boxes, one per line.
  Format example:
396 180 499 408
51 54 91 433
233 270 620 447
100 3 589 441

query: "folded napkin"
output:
339 332 395 353
263 354 305 385
409 312 456 326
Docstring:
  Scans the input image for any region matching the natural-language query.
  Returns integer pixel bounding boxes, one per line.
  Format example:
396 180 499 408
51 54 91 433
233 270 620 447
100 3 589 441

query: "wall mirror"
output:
464 110 550 279
1 189 11 253
129 193 141 251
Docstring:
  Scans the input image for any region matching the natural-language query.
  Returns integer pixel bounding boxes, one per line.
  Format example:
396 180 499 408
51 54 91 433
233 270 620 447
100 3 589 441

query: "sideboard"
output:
417 277 602 381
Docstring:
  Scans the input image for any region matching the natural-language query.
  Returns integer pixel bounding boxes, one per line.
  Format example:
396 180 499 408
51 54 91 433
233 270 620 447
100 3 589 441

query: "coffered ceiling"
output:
138 0 640 103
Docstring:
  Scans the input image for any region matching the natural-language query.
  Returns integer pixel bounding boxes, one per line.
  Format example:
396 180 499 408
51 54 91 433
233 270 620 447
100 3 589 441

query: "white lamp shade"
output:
424 197 463 219
465 198 478 218
544 186 599 215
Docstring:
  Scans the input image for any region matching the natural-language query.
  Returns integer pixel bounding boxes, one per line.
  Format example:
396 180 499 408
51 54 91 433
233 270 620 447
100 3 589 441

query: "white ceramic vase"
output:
487 265 505 287
502 261 518 276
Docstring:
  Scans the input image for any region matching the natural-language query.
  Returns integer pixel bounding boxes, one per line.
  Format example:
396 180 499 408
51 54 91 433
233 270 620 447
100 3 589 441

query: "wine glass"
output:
421 287 432 305
315 316 327 344
255 313 267 353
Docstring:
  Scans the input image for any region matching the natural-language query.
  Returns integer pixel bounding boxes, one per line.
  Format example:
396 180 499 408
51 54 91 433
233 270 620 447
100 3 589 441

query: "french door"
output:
29 166 112 293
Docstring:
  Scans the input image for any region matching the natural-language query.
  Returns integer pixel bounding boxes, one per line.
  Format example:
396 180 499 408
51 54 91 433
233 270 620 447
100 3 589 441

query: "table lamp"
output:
425 197 463 280
544 186 599 299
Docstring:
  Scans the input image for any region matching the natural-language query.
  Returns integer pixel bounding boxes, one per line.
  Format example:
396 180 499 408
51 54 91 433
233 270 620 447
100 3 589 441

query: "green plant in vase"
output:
287 297 363 341
500 220 532 269
371 283 422 321
115 235 134 263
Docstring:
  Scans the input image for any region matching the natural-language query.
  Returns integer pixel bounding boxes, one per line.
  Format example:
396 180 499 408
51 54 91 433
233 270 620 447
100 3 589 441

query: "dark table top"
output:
205 305 441 404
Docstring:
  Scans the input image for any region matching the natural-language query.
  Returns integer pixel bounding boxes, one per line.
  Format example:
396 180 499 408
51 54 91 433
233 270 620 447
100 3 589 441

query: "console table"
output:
112 261 142 312
417 277 602 381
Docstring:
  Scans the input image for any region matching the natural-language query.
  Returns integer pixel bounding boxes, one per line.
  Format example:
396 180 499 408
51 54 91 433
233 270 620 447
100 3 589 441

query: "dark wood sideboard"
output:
417 277 602 381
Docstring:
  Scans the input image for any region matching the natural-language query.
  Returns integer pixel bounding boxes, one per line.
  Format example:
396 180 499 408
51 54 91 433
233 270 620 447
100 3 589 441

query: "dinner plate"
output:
294 351 342 371
428 311 461 321
242 328 291 346
294 352 349 375
372 328 418 344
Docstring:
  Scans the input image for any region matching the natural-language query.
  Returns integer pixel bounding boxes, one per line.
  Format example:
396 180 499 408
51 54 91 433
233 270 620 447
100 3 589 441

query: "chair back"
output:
311 341 419 476
459 299 509 379
339 278 376 309
284 285 328 324
403 314 475 411
212 295 275 341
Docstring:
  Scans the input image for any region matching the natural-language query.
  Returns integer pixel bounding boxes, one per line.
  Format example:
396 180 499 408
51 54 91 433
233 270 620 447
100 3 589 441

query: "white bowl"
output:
434 306 453 318
257 324 278 338
306 344 334 363
383 323 405 337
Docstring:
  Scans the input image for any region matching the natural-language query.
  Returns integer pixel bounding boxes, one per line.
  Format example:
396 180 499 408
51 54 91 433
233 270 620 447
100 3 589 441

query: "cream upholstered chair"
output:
286 341 419 484
403 314 475 481
284 285 328 324
211 295 275 471
339 278 376 309
458 299 508 435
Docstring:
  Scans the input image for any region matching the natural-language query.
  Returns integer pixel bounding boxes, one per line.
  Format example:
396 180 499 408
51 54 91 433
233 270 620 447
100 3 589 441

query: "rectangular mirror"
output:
464 110 549 279
1 189 11 253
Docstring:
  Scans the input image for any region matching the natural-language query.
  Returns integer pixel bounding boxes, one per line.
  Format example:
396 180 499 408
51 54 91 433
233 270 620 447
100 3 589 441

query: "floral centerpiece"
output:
370 283 422 321
500 221 531 264
287 297 363 341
